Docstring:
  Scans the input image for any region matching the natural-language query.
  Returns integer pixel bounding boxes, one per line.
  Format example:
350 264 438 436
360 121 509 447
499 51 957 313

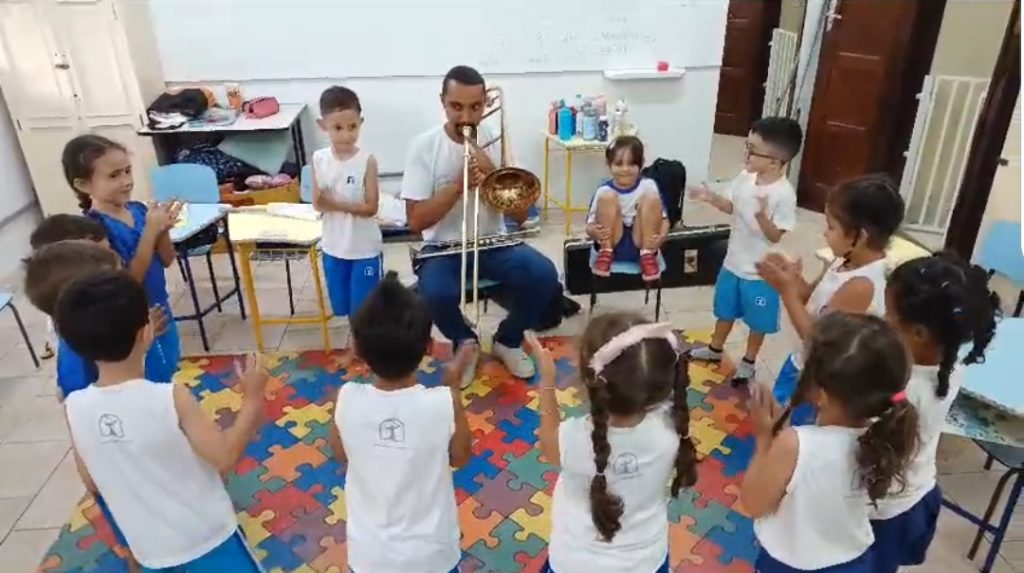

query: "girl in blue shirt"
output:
62 134 181 382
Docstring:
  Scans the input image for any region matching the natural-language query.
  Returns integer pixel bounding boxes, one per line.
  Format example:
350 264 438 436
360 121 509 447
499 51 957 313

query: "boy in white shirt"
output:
689 117 803 383
329 271 474 573
59 270 269 572
311 86 383 324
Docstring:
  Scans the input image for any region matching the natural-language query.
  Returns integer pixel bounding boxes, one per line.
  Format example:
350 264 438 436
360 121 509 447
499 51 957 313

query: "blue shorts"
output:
756 549 873 572
592 224 640 263
870 486 942 573
323 254 382 317
712 268 780 334
141 530 263 573
542 555 669 573
146 305 181 383
773 354 817 426
94 494 128 548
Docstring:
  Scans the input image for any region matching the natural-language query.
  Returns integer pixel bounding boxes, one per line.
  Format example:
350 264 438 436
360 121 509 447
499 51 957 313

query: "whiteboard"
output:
150 0 727 81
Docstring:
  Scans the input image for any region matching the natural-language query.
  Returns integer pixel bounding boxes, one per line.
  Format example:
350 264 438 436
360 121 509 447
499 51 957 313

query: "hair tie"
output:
589 322 679 375
952 307 964 315
890 391 907 404
941 280 951 289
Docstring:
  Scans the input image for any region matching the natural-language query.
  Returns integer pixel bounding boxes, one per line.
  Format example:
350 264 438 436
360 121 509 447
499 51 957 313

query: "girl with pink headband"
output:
527 312 697 573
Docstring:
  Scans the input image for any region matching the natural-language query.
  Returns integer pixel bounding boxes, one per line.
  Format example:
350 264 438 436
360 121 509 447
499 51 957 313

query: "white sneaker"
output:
493 342 536 379
459 342 480 390
690 346 724 363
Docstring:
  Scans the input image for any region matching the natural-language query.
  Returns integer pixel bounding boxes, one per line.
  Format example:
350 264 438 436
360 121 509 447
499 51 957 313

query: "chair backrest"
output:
150 164 220 204
299 164 313 203
977 220 1024 284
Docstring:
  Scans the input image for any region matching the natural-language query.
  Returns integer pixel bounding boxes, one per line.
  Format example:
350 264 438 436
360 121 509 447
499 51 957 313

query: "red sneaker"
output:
639 251 661 282
593 249 614 277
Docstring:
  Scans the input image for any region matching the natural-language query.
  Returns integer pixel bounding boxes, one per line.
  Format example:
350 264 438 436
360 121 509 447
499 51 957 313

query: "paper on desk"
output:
266 203 321 222
227 211 321 245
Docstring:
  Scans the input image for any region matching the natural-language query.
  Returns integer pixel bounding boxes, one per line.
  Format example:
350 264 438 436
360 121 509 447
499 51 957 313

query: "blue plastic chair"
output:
150 164 224 322
150 163 221 203
0 293 39 369
975 220 1024 316
299 164 314 204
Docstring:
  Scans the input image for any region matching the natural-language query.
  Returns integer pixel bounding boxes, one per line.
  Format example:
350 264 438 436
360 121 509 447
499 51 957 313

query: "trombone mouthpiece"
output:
461 125 474 138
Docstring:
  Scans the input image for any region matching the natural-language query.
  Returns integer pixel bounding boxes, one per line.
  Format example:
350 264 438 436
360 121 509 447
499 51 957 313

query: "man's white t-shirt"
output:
336 382 460 573
400 124 505 243
720 171 797 280
312 147 383 260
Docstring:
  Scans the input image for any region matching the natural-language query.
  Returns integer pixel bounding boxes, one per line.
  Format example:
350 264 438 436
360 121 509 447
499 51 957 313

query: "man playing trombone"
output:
401 65 561 389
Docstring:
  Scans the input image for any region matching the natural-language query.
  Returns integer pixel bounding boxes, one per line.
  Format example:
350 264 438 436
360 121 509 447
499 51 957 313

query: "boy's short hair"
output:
442 65 485 96
351 271 431 380
55 270 149 363
30 214 108 249
24 241 121 316
319 86 361 116
751 117 804 163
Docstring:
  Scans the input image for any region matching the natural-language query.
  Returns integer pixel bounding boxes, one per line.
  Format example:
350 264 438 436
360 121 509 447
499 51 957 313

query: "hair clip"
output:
941 280 951 289
890 391 907 404
952 307 964 314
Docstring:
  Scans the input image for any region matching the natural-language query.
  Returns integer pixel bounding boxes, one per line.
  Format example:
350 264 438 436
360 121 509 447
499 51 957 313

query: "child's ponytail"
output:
670 354 698 496
857 397 919 502
587 381 624 542
962 262 1000 367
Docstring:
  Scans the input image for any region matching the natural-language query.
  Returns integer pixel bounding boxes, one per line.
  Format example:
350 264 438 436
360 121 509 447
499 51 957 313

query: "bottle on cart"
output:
582 102 598 141
557 100 574 141
598 116 609 142
548 101 559 136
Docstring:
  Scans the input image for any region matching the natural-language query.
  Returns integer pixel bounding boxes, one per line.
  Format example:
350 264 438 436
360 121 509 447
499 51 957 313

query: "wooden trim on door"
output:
944 0 1020 258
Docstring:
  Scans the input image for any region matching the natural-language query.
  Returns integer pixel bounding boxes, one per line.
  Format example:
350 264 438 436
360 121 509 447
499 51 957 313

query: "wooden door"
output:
714 0 781 136
797 0 920 210
51 0 154 203
0 0 82 215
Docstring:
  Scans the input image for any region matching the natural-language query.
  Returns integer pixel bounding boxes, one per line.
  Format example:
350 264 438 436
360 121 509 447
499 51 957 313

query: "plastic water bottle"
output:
548 101 559 136
598 116 609 142
582 103 598 141
575 96 586 137
558 103 574 141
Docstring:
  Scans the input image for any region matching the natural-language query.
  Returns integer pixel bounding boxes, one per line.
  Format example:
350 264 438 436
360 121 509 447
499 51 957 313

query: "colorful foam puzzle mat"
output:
36 332 757 573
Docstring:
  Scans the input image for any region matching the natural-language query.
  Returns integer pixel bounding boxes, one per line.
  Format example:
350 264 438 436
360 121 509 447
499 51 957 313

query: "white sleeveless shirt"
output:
64 380 237 569
549 404 679 573
872 364 962 520
754 425 873 570
792 258 888 368
336 382 460 573
313 147 383 260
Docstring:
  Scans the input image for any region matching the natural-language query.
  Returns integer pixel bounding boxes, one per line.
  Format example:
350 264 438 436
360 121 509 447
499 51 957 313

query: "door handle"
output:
54 62 69 70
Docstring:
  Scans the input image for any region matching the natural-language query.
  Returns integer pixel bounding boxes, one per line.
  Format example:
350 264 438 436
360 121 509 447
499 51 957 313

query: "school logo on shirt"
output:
364 266 376 277
611 453 640 477
754 296 767 307
378 418 406 445
346 175 356 185
97 414 126 442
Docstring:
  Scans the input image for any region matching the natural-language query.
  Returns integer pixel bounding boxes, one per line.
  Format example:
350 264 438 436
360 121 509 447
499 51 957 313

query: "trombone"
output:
456 87 541 337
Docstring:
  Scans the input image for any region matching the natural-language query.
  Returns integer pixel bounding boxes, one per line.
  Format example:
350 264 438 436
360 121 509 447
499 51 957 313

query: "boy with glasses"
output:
688 117 803 384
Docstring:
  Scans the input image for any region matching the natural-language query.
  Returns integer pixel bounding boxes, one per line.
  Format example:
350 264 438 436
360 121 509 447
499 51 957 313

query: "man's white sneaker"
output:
493 342 536 379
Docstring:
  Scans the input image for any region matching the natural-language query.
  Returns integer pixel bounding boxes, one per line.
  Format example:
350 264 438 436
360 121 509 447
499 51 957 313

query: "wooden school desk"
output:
170 203 246 351
138 103 308 167
542 132 609 236
226 208 331 352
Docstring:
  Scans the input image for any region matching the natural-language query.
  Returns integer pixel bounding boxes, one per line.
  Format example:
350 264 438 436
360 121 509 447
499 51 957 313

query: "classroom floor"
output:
0 138 1019 571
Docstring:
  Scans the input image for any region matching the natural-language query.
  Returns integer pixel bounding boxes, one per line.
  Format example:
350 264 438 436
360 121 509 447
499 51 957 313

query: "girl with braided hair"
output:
529 313 697 573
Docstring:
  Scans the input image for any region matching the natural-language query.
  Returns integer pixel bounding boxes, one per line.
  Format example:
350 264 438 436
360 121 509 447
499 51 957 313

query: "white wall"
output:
0 88 35 223
178 71 720 207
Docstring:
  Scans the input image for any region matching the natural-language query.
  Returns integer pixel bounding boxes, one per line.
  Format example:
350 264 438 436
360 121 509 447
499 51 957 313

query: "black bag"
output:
147 89 210 119
642 158 687 227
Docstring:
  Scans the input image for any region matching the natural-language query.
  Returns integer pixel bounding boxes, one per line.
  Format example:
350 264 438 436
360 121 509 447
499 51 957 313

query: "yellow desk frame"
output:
227 210 332 353
542 132 608 236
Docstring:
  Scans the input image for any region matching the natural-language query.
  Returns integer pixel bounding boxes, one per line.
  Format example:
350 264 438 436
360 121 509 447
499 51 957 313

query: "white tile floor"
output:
0 136 1020 571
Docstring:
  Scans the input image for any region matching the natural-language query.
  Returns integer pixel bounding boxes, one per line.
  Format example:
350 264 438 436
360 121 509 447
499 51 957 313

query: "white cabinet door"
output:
51 0 155 202
0 0 82 215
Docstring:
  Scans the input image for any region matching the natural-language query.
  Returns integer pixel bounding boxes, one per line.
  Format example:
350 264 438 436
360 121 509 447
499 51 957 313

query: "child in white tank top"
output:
58 271 269 572
757 174 905 425
530 313 698 573
329 271 473 573
870 253 1001 572
742 312 919 573
312 86 383 339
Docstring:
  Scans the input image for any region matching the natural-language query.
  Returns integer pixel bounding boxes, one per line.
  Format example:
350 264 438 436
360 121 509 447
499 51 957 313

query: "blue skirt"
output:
773 354 817 426
869 486 942 573
755 549 873 572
